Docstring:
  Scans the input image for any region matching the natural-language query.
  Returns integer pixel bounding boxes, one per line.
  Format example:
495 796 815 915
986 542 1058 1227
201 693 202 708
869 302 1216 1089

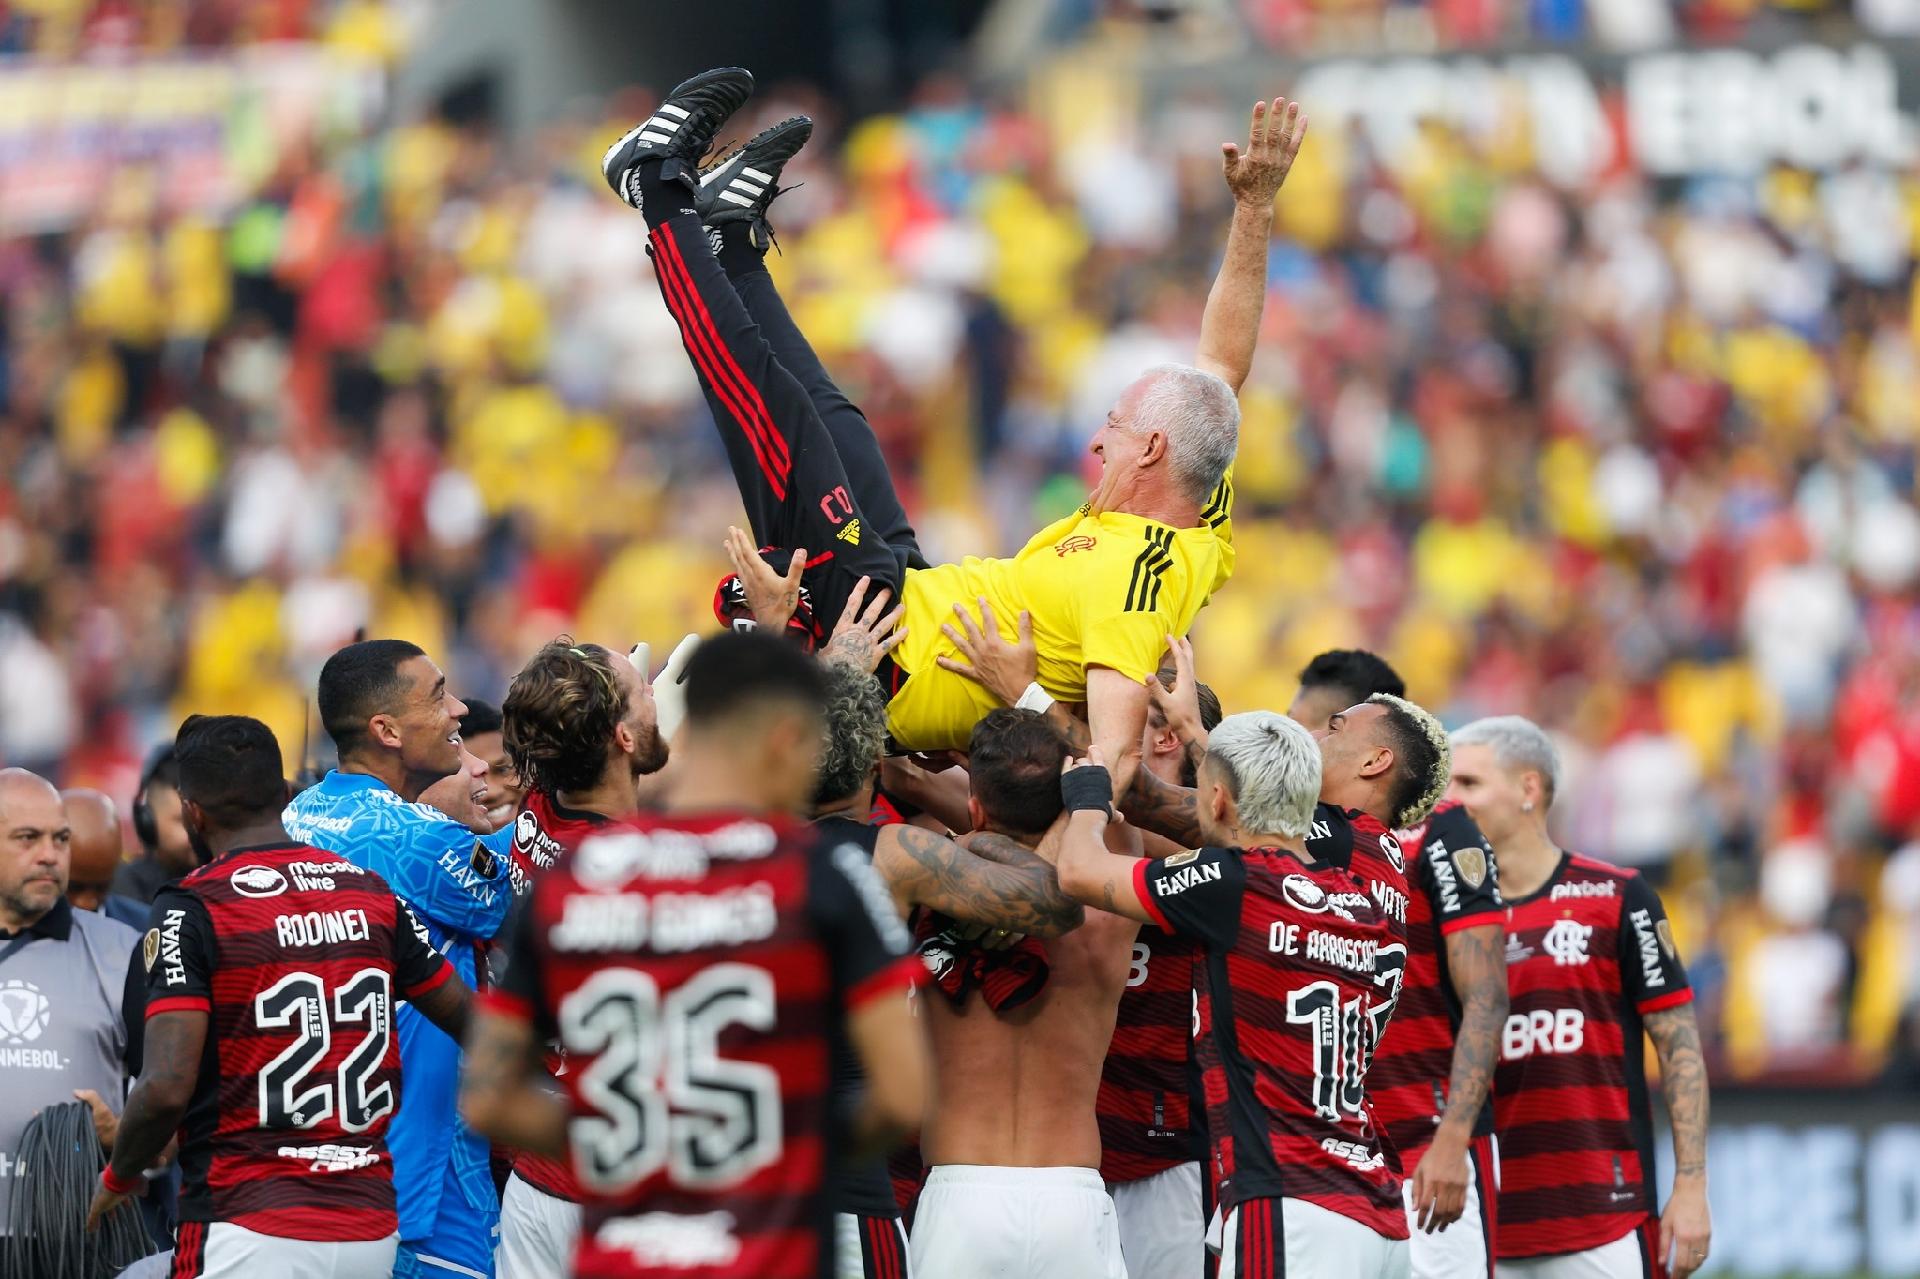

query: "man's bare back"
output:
922 907 1139 1169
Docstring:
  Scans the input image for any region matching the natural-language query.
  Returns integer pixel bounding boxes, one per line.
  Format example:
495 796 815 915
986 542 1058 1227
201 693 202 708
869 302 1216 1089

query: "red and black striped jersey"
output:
1096 925 1201 1182
142 843 455 1240
488 811 922 1279
1495 852 1691 1260
1133 844 1408 1238
504 787 609 1203
1367 800 1503 1165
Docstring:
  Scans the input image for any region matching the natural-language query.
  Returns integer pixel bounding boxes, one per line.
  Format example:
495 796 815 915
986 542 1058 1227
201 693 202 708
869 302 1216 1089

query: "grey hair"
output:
1203 711 1321 839
1368 693 1451 828
811 663 889 807
1451 715 1562 808
1135 363 1240 505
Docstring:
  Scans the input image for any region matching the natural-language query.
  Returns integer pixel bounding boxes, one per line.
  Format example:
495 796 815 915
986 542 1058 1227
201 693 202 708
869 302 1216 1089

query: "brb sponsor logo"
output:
1503 1008 1585 1060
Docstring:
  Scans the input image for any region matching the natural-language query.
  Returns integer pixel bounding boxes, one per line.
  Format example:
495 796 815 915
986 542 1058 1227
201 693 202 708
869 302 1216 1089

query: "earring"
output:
1522 802 1534 813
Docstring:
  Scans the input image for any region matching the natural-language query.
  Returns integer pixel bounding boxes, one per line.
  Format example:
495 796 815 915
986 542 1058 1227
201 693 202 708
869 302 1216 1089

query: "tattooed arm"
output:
1646 1003 1712 1278
1407 922 1508 1234
459 1009 568 1158
875 824 1084 936
1122 767 1203 847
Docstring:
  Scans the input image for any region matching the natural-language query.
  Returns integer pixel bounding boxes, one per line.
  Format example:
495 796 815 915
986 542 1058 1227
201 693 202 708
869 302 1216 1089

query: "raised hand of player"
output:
822 575 907 674
1662 1177 1712 1279
1221 97 1307 209
724 525 804 633
1146 634 1208 750
936 598 1038 707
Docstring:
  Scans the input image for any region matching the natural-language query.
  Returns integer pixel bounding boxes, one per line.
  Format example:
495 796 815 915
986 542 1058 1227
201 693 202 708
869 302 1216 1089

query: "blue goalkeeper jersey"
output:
283 770 514 1245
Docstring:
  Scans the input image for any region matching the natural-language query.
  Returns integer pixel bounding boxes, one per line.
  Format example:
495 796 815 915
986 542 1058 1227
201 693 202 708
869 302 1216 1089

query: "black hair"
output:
132 745 180 852
1298 649 1405 707
317 639 427 760
682 632 830 728
174 715 289 830
968 708 1071 838
459 698 503 740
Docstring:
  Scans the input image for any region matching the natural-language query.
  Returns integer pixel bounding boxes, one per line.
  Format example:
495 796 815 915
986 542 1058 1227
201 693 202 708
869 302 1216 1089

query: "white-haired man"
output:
1448 717 1711 1279
602 65 1309 794
1050 713 1410 1278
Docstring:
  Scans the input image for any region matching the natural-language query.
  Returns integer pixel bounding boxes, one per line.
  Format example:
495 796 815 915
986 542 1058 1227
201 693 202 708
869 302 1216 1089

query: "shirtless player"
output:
907 708 1139 1279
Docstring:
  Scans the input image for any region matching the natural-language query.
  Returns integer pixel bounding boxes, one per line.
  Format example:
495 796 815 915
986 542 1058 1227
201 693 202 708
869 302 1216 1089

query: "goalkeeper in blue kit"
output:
284 639 515 1279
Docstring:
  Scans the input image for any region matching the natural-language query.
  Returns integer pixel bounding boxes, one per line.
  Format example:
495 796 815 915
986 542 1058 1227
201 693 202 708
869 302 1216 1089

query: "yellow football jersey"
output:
887 473 1235 752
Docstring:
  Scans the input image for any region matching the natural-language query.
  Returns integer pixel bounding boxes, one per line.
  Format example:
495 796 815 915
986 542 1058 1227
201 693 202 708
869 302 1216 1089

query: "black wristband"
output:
1061 765 1114 815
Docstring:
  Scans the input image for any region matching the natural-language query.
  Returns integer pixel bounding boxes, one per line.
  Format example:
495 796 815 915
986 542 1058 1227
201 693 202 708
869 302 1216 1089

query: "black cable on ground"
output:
4 1101 155 1278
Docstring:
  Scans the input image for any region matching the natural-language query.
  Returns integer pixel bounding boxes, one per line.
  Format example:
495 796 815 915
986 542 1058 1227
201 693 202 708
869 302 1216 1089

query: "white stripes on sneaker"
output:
707 163 775 207
602 101 695 171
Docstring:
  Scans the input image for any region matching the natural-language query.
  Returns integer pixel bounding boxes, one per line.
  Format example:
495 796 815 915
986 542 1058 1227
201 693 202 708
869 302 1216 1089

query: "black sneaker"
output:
697 115 813 247
602 66 755 208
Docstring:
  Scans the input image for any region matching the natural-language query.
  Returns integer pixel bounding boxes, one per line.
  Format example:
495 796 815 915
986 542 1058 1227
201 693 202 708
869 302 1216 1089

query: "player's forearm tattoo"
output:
1438 924 1507 1140
1122 768 1202 846
1044 703 1092 753
1646 1004 1710 1178
889 826 1084 936
108 1015 202 1181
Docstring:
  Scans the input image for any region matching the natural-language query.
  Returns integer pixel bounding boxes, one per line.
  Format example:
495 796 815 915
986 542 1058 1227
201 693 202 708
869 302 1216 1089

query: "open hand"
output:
822 576 907 674
936 598 1038 707
1222 97 1308 208
724 525 804 632
1146 635 1208 750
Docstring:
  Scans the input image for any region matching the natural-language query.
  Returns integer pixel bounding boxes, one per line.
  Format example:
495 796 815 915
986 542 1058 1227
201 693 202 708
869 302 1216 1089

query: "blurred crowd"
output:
6 2 1920 1084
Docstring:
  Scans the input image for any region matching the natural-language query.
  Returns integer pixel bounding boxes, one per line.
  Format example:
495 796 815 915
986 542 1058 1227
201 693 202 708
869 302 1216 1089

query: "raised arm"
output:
875 823 1085 937
1647 1003 1712 1278
1122 766 1203 847
935 597 1092 751
1086 668 1152 800
1195 98 1307 393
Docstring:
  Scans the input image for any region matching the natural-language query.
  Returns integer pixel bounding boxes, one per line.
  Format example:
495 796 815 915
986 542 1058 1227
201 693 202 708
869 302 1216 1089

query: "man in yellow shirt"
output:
605 67 1304 789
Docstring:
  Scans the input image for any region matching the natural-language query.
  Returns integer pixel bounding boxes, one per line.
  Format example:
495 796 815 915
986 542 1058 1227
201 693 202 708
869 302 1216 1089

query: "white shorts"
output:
496 1172 581 1279
910 1164 1127 1279
1108 1162 1205 1279
1498 1227 1658 1279
1404 1136 1497 1279
836 1211 913 1279
1213 1198 1410 1279
169 1222 398 1278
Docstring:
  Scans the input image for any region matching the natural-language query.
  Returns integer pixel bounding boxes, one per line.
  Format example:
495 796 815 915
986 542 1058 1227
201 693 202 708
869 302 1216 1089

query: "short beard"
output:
631 730 670 777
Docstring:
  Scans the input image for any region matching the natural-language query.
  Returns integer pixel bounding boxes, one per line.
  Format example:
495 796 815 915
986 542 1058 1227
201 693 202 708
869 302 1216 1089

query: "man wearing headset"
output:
112 747 200 905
